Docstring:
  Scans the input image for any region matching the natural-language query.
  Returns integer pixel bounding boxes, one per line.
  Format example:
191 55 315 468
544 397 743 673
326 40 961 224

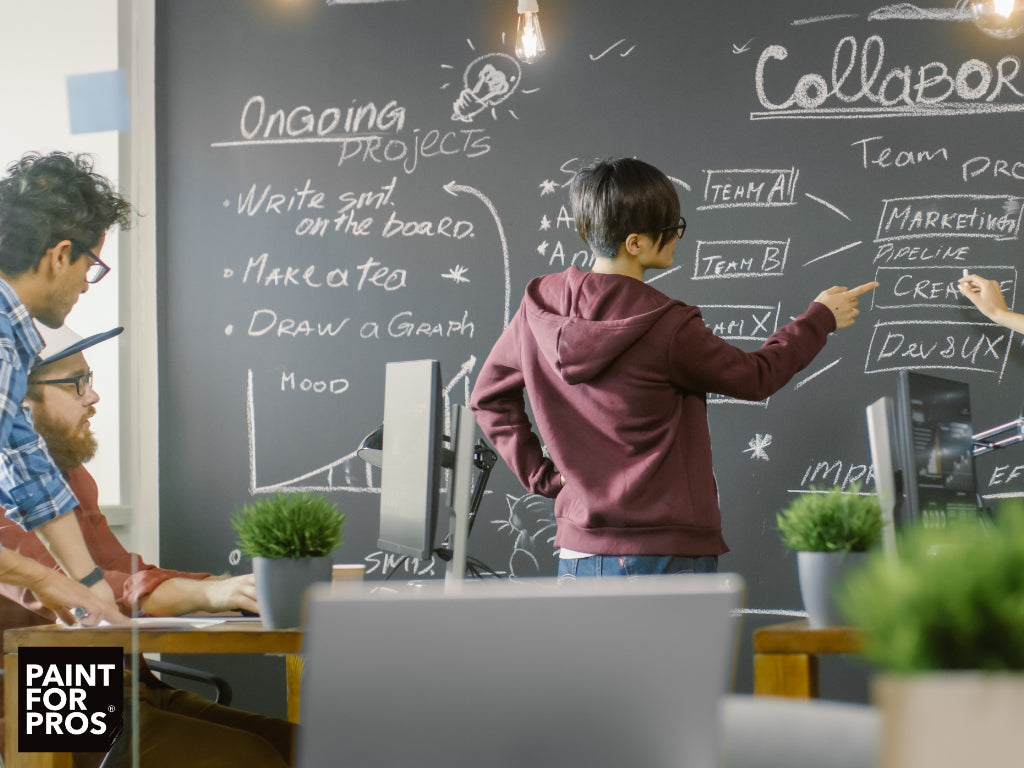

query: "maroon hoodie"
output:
470 266 836 557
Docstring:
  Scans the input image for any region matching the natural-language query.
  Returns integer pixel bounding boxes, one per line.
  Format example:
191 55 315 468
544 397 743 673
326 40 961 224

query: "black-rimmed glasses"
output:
31 371 94 397
71 242 111 284
659 216 687 240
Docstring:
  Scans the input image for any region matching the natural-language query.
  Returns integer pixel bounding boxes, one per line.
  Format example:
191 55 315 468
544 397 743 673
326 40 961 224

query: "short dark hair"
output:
0 152 133 276
569 157 680 259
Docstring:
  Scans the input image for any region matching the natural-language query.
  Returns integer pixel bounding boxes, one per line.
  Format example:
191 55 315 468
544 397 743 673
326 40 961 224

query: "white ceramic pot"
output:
875 673 1024 768
796 550 866 627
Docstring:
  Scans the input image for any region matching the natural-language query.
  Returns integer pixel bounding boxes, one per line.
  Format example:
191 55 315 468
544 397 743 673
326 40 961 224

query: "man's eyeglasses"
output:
31 371 94 397
659 217 687 240
71 242 111 284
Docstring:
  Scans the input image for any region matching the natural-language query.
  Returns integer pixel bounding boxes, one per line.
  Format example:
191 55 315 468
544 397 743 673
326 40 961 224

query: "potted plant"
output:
776 483 882 627
232 492 346 628
839 510 1024 768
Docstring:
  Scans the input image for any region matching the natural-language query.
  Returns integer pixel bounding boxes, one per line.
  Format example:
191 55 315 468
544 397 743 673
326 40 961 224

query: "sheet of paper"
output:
66 615 261 629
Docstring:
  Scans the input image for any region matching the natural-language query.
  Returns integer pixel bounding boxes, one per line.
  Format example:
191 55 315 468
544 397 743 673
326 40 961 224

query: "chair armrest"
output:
145 658 232 705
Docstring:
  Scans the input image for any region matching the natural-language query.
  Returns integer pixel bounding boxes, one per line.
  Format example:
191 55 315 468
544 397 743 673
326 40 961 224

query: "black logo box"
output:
18 646 123 753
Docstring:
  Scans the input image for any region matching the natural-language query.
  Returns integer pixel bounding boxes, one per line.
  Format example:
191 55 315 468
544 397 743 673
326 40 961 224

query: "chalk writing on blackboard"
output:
876 194 1023 241
698 168 799 210
212 95 493 174
752 34 1024 120
852 135 949 169
796 458 875 492
701 303 781 342
693 240 789 279
864 320 1012 376
872 264 1016 310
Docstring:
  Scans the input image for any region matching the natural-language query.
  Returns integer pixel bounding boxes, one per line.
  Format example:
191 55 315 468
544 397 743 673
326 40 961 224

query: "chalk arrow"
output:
444 180 511 328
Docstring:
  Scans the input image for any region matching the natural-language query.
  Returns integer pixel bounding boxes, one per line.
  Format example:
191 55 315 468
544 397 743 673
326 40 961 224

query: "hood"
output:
523 268 682 384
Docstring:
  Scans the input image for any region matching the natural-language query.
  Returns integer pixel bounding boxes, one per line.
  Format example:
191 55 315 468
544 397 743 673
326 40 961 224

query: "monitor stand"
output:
866 396 900 560
444 405 477 587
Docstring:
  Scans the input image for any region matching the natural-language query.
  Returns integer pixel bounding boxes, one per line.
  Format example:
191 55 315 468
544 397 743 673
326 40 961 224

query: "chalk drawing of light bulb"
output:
452 53 521 123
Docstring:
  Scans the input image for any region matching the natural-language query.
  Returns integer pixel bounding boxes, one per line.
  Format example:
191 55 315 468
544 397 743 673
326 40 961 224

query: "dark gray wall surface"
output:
156 0 1024 700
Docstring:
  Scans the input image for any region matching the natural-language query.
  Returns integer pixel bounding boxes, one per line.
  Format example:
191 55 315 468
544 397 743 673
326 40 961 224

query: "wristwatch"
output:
78 565 104 587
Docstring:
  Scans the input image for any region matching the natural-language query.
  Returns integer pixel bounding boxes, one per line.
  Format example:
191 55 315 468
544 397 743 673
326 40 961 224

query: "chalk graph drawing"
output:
492 492 557 578
246 356 478 495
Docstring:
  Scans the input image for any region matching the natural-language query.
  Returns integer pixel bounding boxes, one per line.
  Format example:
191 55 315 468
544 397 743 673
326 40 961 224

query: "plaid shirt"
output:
0 278 77 533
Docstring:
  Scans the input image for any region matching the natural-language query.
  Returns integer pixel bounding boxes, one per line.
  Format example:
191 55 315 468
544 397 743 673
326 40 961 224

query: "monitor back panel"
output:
296 574 743 768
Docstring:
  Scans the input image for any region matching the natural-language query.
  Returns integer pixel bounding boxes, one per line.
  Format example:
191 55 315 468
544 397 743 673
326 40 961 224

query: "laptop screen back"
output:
296 574 743 768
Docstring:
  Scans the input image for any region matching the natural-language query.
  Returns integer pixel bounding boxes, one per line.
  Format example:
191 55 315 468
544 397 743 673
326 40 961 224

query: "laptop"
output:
296 574 743 768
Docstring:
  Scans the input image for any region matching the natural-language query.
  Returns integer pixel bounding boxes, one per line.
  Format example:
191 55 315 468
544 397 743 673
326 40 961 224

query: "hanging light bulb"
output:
970 0 1024 39
515 0 545 63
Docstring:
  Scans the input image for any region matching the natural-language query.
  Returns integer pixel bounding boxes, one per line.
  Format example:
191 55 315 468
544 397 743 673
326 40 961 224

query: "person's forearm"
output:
138 577 211 616
0 546 56 588
990 307 1024 334
33 512 98 581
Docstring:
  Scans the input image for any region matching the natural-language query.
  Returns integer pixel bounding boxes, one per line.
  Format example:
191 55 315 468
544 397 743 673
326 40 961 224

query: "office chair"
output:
96 658 232 768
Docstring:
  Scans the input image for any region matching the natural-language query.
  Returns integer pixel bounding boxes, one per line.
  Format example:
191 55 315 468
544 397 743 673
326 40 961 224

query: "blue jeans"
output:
557 554 719 581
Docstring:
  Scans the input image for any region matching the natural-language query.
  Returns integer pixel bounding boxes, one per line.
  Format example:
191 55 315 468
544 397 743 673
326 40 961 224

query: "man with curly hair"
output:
0 151 132 623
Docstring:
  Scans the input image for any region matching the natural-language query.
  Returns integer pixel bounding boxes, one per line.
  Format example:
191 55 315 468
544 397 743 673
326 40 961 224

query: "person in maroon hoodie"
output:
470 157 878 579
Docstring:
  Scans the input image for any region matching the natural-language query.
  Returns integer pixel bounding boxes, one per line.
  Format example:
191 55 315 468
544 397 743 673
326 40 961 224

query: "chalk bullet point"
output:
225 325 234 336
223 199 230 207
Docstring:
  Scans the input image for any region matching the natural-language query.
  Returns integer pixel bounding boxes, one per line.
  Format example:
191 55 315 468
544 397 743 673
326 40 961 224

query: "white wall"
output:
0 0 122 504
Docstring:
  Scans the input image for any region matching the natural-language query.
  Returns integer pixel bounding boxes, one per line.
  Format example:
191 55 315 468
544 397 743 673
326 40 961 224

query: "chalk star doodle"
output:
539 215 552 231
539 179 558 196
442 265 470 284
743 433 773 461
537 241 549 256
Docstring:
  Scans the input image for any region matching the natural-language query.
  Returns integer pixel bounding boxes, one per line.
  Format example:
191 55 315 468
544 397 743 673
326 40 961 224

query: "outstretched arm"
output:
138 574 258 616
958 274 1024 333
0 547 126 625
812 282 880 330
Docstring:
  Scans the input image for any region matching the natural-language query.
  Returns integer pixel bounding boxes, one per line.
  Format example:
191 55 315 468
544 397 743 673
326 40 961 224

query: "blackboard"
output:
155 0 1024 698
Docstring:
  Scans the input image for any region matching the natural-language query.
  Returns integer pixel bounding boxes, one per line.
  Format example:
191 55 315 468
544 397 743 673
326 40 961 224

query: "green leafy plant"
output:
776 483 883 553
839 509 1024 672
232 492 345 559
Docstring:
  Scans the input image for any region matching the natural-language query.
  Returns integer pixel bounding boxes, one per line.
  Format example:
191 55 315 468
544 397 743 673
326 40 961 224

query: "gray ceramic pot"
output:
252 555 334 628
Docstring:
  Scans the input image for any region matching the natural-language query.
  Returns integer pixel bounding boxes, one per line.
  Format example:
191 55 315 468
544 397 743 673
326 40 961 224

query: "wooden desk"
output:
3 621 303 768
753 620 863 698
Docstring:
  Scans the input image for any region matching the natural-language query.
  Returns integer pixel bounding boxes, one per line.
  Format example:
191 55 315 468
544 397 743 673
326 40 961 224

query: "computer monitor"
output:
375 359 443 562
866 370 979 544
359 360 494 581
